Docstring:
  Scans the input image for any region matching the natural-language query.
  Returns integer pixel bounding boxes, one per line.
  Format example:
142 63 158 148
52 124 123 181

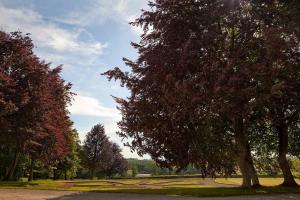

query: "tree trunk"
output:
234 118 252 188
4 149 19 181
237 149 252 188
246 144 260 187
277 125 298 187
28 158 34 182
238 155 252 188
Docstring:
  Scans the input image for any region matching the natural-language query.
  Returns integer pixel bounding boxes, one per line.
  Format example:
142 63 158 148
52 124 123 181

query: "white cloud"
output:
0 4 106 56
72 97 147 159
69 95 121 119
0 1 148 159
58 0 147 34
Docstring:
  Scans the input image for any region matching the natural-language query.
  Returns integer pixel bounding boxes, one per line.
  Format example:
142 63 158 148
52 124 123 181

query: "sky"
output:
0 0 150 159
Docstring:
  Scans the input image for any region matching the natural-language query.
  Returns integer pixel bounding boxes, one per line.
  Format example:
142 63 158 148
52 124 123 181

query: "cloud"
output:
103 121 150 159
69 95 121 119
0 1 148 159
70 96 147 158
0 4 106 57
57 0 147 34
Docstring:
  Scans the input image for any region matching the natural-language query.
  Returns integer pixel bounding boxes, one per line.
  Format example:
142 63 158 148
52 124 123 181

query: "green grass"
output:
0 178 299 198
0 180 65 190
102 186 300 197
216 178 300 186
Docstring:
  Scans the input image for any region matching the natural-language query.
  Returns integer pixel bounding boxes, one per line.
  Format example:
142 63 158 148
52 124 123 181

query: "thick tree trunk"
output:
234 118 252 188
234 117 260 188
246 144 260 187
28 158 34 182
277 125 298 187
238 155 252 188
4 149 19 181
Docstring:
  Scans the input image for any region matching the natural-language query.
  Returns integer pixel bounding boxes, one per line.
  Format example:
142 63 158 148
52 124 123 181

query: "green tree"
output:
55 129 81 180
83 124 110 179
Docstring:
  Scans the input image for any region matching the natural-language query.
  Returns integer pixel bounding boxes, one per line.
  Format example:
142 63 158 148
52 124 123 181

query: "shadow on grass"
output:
0 181 38 187
44 186 300 200
45 192 194 200
1 181 300 199
100 186 300 197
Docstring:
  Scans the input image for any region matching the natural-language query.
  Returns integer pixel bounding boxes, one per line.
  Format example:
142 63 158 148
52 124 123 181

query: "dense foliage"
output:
104 0 300 187
82 124 128 178
1 1 299 186
0 31 73 181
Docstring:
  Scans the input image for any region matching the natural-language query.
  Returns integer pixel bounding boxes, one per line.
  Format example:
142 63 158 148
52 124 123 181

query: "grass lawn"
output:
216 178 300 186
0 178 299 198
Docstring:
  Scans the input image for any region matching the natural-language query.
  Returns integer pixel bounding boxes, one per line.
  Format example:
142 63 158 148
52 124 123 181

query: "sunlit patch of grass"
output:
158 181 198 186
260 178 285 186
145 178 201 185
73 181 114 187
96 186 300 197
215 178 300 186
164 185 214 188
215 178 242 185
116 180 142 185
143 179 168 184
1 178 300 197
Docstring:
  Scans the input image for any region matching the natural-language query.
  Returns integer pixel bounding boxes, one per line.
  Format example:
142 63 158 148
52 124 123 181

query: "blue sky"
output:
0 0 149 158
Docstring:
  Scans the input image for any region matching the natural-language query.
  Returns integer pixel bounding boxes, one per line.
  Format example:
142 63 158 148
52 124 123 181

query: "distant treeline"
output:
127 158 300 178
127 158 207 176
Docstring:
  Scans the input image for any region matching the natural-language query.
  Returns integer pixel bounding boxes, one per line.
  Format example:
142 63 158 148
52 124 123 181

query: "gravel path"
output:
0 189 299 200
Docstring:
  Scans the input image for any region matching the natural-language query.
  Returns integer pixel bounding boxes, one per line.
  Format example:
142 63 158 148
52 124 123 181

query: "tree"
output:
0 31 38 180
247 1 300 186
83 124 110 178
104 0 240 184
104 0 299 188
82 124 128 178
0 31 73 180
27 67 73 181
55 129 81 180
104 143 128 178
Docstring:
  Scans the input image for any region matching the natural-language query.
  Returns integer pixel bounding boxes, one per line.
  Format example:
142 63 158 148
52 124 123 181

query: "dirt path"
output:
0 189 299 200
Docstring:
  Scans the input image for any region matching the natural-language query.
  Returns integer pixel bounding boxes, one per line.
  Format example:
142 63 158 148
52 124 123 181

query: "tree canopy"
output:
82 124 127 178
104 0 300 188
0 31 73 180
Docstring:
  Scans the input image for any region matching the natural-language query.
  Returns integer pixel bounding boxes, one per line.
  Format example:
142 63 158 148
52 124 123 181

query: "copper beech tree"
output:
0 31 73 180
104 0 299 188
82 124 127 178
